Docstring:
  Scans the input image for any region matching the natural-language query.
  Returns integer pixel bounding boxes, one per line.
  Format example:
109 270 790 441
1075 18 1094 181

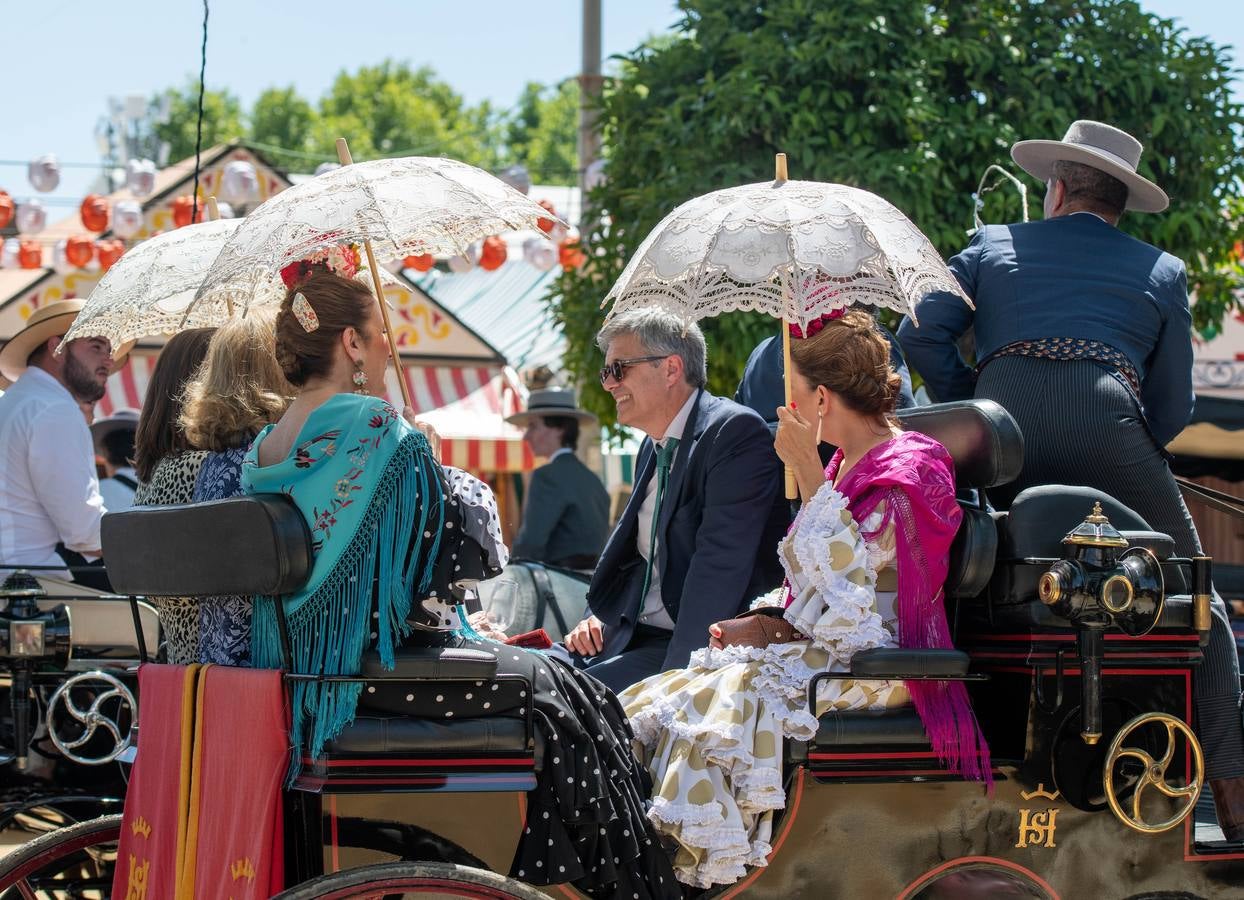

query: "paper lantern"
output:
65 236 95 268
0 190 13 229
125 158 157 197
522 237 557 272
499 164 531 195
314 162 340 177
403 253 435 272
16 200 46 235
51 240 73 274
220 160 259 204
548 221 569 243
558 238 586 270
96 239 125 272
447 243 479 274
27 155 60 193
1 239 20 268
18 240 43 269
478 235 508 271
536 199 557 234
112 200 144 239
171 195 204 228
214 201 235 219
80 194 110 233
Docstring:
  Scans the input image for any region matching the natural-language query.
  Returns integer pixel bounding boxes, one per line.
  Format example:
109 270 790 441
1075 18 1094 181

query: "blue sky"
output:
2 0 1239 209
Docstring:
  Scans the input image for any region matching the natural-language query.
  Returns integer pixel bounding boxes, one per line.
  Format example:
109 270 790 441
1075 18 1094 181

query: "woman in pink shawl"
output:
620 310 991 888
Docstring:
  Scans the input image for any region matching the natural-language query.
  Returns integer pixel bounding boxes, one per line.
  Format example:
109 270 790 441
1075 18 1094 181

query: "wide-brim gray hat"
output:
90 408 139 449
1011 119 1169 213
506 388 597 426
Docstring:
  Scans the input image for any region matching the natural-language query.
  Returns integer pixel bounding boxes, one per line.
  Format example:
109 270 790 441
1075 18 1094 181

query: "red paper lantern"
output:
79 194 110 233
536 199 557 234
0 190 13 230
18 240 43 269
96 239 125 272
65 235 95 268
558 238 586 270
478 236 508 271
403 253 435 272
171 195 204 229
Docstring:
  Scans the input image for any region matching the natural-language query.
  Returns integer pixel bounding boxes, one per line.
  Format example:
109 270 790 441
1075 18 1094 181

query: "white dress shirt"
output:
0 367 105 572
636 389 699 630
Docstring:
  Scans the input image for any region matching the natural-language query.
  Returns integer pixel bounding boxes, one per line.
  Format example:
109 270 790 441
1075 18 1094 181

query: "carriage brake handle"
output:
1192 557 1212 649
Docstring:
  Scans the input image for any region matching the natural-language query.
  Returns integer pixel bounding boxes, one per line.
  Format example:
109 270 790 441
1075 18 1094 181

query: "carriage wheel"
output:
272 861 550 899
0 813 120 899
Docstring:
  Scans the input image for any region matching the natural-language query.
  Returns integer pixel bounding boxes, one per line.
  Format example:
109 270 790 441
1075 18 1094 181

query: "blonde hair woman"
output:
179 311 293 664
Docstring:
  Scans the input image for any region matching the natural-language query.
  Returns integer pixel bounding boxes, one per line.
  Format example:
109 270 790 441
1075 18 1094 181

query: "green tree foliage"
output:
151 81 244 163
552 0 1244 426
507 80 580 185
250 86 319 170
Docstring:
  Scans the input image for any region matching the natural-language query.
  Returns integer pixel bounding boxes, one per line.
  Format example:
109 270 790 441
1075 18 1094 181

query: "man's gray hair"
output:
596 308 707 388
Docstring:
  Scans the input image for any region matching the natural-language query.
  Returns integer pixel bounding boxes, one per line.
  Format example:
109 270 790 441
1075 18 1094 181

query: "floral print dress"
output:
619 481 909 888
191 445 254 665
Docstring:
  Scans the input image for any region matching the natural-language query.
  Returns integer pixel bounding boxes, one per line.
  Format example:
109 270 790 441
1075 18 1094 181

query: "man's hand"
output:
564 615 605 656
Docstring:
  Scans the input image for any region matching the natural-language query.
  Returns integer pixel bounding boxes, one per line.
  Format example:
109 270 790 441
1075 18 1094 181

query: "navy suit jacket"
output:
897 213 1194 446
585 390 787 670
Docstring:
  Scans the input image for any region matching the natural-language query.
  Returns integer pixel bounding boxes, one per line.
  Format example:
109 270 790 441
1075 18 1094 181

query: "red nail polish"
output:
790 401 797 409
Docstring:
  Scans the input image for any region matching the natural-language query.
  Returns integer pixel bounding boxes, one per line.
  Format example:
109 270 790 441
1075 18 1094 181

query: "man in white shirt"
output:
0 300 124 589
561 309 788 691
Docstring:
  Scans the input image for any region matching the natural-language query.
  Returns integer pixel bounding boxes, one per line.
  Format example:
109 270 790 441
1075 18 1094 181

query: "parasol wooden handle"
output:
336 138 412 410
775 152 788 183
781 321 797 499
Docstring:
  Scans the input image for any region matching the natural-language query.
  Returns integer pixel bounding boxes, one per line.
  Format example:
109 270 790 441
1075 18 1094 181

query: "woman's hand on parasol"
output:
775 404 826 501
403 407 442 461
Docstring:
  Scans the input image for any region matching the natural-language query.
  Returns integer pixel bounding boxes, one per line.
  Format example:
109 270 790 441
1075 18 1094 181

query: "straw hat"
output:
505 388 597 427
1011 120 1169 213
0 300 133 383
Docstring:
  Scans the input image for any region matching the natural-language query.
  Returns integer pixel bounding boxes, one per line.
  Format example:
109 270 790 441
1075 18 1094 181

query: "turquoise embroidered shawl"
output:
242 394 444 759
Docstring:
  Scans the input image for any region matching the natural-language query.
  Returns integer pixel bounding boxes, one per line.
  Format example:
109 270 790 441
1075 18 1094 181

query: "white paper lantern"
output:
548 221 569 244
126 158 158 197
522 237 557 272
447 243 480 274
27 155 61 193
314 162 340 177
584 158 607 193
16 200 47 235
0 238 20 268
51 240 74 274
220 160 259 204
112 200 144 239
499 164 531 195
214 200 235 219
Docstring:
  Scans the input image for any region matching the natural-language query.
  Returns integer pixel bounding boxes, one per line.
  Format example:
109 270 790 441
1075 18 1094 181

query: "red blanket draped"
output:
112 664 200 899
188 666 288 898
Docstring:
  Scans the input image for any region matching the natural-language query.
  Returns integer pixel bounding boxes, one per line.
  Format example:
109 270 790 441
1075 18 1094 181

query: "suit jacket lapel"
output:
656 389 705 542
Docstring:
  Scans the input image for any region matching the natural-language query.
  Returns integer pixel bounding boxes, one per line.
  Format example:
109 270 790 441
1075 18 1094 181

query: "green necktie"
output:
640 437 680 603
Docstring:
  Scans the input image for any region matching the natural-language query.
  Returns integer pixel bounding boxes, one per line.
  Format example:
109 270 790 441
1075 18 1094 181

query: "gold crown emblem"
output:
130 817 151 839
1021 783 1060 802
230 858 256 882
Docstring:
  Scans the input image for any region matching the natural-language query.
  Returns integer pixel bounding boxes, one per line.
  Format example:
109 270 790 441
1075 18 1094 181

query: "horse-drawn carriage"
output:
2 399 1241 898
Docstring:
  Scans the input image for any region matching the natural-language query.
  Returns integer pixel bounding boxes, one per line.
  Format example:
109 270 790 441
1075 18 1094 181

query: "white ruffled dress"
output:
619 481 910 888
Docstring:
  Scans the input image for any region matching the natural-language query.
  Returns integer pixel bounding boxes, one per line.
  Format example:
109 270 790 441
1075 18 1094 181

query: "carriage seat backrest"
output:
102 494 312 598
895 399 1024 490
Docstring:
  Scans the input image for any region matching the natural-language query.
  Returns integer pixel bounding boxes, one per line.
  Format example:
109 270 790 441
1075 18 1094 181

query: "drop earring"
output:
352 361 369 395
815 409 824 445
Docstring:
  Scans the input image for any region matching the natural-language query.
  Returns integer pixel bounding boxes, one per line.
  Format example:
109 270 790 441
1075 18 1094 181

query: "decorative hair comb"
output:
788 307 847 339
291 292 320 333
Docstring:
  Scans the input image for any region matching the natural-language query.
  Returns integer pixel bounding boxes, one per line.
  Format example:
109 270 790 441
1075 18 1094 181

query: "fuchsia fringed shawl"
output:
813 431 992 785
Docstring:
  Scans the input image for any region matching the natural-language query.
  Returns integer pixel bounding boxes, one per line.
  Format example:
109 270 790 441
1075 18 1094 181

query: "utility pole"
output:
578 0 603 213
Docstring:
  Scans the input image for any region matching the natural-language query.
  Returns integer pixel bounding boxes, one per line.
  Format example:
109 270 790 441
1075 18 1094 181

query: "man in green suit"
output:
508 389 610 570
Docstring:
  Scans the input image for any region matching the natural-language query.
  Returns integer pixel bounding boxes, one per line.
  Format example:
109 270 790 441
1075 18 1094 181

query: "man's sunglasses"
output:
599 355 669 385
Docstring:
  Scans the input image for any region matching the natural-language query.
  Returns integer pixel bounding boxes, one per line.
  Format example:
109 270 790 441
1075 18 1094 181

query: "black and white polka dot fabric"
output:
442 466 509 572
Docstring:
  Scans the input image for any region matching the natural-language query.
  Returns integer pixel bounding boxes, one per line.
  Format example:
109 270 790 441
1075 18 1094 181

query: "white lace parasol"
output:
192 155 563 316
61 219 243 353
603 177 969 328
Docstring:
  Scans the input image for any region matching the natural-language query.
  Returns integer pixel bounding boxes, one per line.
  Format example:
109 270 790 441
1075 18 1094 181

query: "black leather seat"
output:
325 716 529 755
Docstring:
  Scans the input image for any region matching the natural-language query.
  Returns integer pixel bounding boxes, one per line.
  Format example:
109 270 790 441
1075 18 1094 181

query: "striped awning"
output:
98 354 535 475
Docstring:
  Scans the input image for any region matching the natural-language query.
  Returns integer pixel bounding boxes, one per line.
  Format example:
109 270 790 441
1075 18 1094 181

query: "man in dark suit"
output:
561 309 787 691
898 119 1244 840
507 389 610 569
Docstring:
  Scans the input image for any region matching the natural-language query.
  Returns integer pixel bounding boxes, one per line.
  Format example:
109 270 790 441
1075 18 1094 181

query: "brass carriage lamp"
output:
0 571 71 769
1038 503 1164 745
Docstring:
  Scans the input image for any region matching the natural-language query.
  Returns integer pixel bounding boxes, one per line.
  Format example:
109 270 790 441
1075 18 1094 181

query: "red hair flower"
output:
788 307 847 339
